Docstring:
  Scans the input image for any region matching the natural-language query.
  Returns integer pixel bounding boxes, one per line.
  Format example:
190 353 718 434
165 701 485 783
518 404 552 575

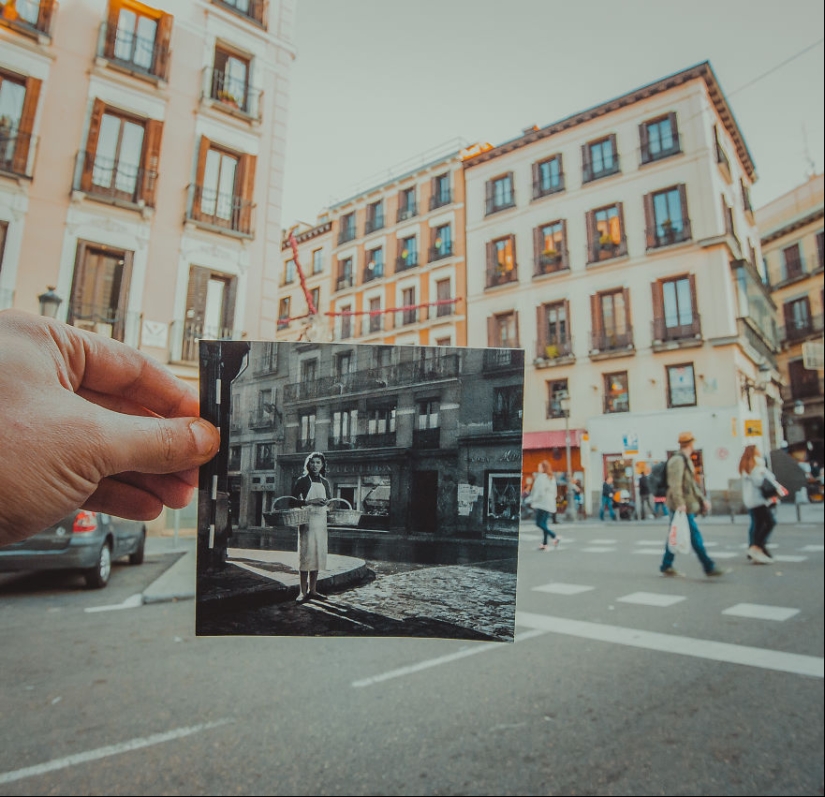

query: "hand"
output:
0 310 220 544
779 485 789 497
676 504 687 513
703 500 711 514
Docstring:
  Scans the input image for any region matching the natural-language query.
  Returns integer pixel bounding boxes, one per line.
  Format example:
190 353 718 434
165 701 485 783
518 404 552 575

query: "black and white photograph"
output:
196 339 524 641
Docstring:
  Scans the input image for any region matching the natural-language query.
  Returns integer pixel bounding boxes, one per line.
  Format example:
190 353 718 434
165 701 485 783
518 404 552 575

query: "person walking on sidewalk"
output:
528 461 559 550
660 431 727 578
292 451 332 601
739 444 787 564
599 475 617 521
638 469 654 520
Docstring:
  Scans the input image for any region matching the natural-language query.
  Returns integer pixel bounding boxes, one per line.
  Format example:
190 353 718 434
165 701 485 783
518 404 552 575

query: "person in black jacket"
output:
638 470 654 520
291 451 332 601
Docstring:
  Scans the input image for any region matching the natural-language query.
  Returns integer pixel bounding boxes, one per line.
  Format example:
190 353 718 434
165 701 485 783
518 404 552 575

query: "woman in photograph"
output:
739 444 787 564
528 460 559 550
292 451 332 600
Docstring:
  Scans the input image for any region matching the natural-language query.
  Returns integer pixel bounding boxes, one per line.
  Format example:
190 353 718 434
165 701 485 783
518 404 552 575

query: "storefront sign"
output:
467 449 522 464
622 433 639 457
744 419 763 437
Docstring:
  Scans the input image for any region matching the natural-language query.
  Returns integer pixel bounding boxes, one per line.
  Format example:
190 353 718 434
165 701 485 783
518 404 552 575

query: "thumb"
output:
101 415 220 476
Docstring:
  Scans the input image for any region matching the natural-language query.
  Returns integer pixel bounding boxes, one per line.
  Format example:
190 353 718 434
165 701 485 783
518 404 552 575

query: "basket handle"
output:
326 497 352 510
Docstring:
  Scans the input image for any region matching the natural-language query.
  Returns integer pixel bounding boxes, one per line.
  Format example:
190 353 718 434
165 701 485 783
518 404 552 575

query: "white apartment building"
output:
464 62 780 512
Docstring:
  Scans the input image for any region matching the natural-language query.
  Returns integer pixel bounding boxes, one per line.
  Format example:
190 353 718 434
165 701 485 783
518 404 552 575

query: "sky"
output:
279 0 824 228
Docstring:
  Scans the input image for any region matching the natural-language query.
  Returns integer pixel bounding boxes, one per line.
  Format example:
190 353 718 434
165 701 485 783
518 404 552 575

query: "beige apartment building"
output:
463 62 780 512
279 142 469 348
757 173 824 462
0 0 295 382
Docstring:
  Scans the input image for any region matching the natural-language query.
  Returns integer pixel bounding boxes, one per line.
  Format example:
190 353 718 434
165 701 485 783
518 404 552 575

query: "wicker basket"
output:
263 495 310 528
327 497 363 527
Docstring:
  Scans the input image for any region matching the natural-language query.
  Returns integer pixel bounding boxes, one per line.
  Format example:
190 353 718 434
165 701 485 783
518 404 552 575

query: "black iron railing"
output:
413 428 440 449
588 236 628 264
428 243 453 262
534 249 567 276
429 190 451 210
532 173 565 199
0 129 35 177
364 215 384 235
68 302 140 344
356 432 396 449
483 349 524 371
98 22 170 80
640 134 681 165
590 329 634 353
781 312 824 344
75 151 155 206
652 315 702 343
646 220 692 249
207 68 262 119
397 204 417 222
187 184 253 234
485 195 516 215
172 318 240 363
395 255 418 273
536 337 573 361
583 158 620 183
486 264 518 288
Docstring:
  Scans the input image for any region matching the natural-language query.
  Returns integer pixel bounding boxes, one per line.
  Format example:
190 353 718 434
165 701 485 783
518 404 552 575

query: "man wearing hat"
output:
660 431 727 577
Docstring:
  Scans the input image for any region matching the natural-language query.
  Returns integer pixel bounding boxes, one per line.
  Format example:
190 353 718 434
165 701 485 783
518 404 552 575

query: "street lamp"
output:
38 286 62 318
559 391 576 523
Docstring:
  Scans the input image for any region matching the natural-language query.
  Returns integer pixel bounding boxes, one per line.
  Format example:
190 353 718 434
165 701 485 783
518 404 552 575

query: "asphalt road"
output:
0 519 822 796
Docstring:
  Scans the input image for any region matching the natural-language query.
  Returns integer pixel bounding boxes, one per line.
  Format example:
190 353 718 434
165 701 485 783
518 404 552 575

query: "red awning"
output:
523 429 584 450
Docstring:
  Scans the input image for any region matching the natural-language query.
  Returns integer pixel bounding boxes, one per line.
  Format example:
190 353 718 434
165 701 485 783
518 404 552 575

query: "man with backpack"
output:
659 431 727 578
637 469 654 519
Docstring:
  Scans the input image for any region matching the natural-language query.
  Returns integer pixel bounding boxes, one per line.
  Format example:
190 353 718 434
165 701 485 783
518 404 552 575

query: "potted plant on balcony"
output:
217 89 240 109
544 344 560 359
542 246 560 262
661 218 675 244
599 233 614 250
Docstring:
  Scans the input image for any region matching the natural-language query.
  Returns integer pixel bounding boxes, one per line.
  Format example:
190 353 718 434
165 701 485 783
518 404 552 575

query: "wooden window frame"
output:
0 70 41 178
533 219 568 275
639 113 680 164
666 363 697 408
582 134 619 183
102 2 173 81
532 154 564 199
603 370 630 414
486 234 518 287
485 171 516 215
586 203 627 263
486 310 520 348
643 184 691 249
536 300 572 360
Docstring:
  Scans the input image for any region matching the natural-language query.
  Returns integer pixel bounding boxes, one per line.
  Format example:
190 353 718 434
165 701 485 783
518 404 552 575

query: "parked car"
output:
0 511 146 589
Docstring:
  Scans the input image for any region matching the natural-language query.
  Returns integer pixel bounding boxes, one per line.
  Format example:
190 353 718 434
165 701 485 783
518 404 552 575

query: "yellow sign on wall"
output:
744 419 763 437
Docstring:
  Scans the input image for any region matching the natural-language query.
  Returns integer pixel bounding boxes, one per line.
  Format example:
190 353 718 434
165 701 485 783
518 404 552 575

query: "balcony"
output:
364 216 384 235
589 329 634 358
68 303 141 345
535 338 574 365
492 409 522 433
74 151 156 208
532 173 565 200
97 21 170 81
205 68 262 120
335 274 353 292
483 349 524 372
362 314 385 336
640 134 681 165
428 243 453 262
588 236 628 264
780 313 824 346
169 318 242 364
774 255 808 288
0 0 57 39
397 204 417 222
485 196 516 216
583 158 620 184
646 220 692 249
413 427 440 449
534 249 568 277
429 190 451 210
0 129 36 178
395 255 418 273
361 265 384 284
486 264 519 288
186 184 253 236
338 227 356 245
356 432 397 449
397 306 426 326
782 380 823 402
651 315 702 349
213 0 267 27
248 408 277 429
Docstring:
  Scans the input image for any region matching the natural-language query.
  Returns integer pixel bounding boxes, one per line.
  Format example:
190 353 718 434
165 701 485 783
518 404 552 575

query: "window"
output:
789 359 821 399
587 203 626 262
102 2 172 79
414 399 440 448
180 265 237 361
190 136 256 234
537 300 572 360
640 114 680 164
397 187 416 221
366 406 396 437
397 235 417 271
368 296 382 333
336 257 353 291
485 172 515 215
363 246 384 282
68 242 134 343
603 371 629 413
277 296 290 327
0 70 39 178
645 185 690 248
783 297 812 342
653 275 700 342
722 196 737 243
487 311 519 348
740 179 753 216
214 0 267 26
486 235 517 287
309 287 320 314
0 0 56 36
714 125 731 176
546 379 569 419
255 443 274 469
211 46 251 113
284 258 295 284
534 220 567 275
300 358 318 383
339 305 353 339
591 288 632 352
817 231 824 271
532 155 564 198
332 408 358 448
365 200 384 234
228 445 241 470
429 224 452 261
492 385 523 432
782 244 803 281
335 351 353 380
436 278 453 317
582 135 619 183
299 412 316 450
312 248 323 274
402 287 416 325
338 212 356 244
666 364 696 408
430 173 451 209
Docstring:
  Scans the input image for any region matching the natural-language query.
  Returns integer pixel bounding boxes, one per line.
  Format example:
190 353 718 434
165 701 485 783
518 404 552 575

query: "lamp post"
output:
559 392 576 522
38 286 62 318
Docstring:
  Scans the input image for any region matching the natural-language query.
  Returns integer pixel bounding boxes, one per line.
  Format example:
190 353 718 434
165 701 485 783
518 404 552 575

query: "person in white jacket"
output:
738 444 787 564
528 460 559 550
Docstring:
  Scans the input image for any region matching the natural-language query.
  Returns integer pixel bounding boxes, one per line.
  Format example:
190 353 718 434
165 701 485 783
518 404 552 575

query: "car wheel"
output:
84 542 112 589
129 528 146 565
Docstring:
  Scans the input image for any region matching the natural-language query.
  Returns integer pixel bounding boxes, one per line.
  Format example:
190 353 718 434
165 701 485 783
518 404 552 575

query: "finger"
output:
77 386 160 418
82 477 166 521
107 470 196 509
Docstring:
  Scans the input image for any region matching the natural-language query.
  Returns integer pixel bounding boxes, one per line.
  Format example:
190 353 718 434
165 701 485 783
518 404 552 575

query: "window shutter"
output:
80 99 106 192
533 225 542 267
141 119 163 207
564 300 571 345
638 122 649 163
154 13 174 80
487 316 498 347
69 241 90 322
678 183 690 239
191 136 211 221
643 193 655 249
608 133 618 163
585 209 596 259
688 273 698 319
186 265 211 325
12 77 41 175
238 153 257 218
531 161 539 197
536 305 546 353
486 241 494 272
513 310 520 348
651 281 664 339
590 293 602 344
507 171 515 203
484 179 493 212
617 201 626 253
37 0 56 34
510 234 518 275
668 112 679 147
561 220 569 269
622 287 631 334
581 143 591 179
103 4 119 58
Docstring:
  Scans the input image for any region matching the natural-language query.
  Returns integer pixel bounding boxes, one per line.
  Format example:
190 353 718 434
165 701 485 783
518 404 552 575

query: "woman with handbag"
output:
528 460 560 550
738 444 787 564
292 451 332 600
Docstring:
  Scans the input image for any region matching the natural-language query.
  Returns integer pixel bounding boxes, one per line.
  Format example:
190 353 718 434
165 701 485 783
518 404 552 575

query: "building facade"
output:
463 62 781 512
0 0 295 379
757 173 824 462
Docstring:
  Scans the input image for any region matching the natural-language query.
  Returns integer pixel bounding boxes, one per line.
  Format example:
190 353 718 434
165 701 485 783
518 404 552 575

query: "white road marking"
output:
634 549 665 555
591 539 617 545
84 594 143 613
637 540 665 546
0 719 234 786
772 555 808 563
710 552 738 559
533 583 594 595
801 545 824 552
351 629 548 688
722 603 801 622
617 592 686 607
581 546 616 553
516 612 822 678
304 601 374 628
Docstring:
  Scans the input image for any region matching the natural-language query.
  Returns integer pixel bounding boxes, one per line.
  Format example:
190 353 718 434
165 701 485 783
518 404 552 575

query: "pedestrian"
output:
638 469 654 520
599 475 617 521
739 444 787 564
572 478 585 519
292 451 332 601
0 310 220 546
528 461 559 550
660 431 727 577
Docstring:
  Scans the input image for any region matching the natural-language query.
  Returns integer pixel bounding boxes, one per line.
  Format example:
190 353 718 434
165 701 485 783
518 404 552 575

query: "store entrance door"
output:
411 471 438 532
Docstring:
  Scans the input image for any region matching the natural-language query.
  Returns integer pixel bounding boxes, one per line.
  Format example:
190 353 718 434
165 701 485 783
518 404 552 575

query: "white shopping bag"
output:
667 510 691 555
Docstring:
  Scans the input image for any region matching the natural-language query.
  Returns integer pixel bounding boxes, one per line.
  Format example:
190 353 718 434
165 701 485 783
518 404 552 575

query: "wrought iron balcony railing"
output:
485 195 516 216
646 220 692 249
428 244 453 262
640 134 681 165
429 190 451 210
335 274 353 292
248 408 277 429
652 315 702 344
97 21 170 80
532 173 565 200
355 432 397 449
364 216 384 235
0 129 36 178
588 236 628 264
780 312 824 345
338 227 356 245
395 255 418 273
590 329 634 354
206 68 262 119
0 0 57 38
68 303 141 345
486 264 518 288
534 249 567 276
536 337 574 361
397 204 417 222
187 184 254 235
583 158 620 184
483 349 524 371
213 0 267 27
169 318 242 363
74 151 155 207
